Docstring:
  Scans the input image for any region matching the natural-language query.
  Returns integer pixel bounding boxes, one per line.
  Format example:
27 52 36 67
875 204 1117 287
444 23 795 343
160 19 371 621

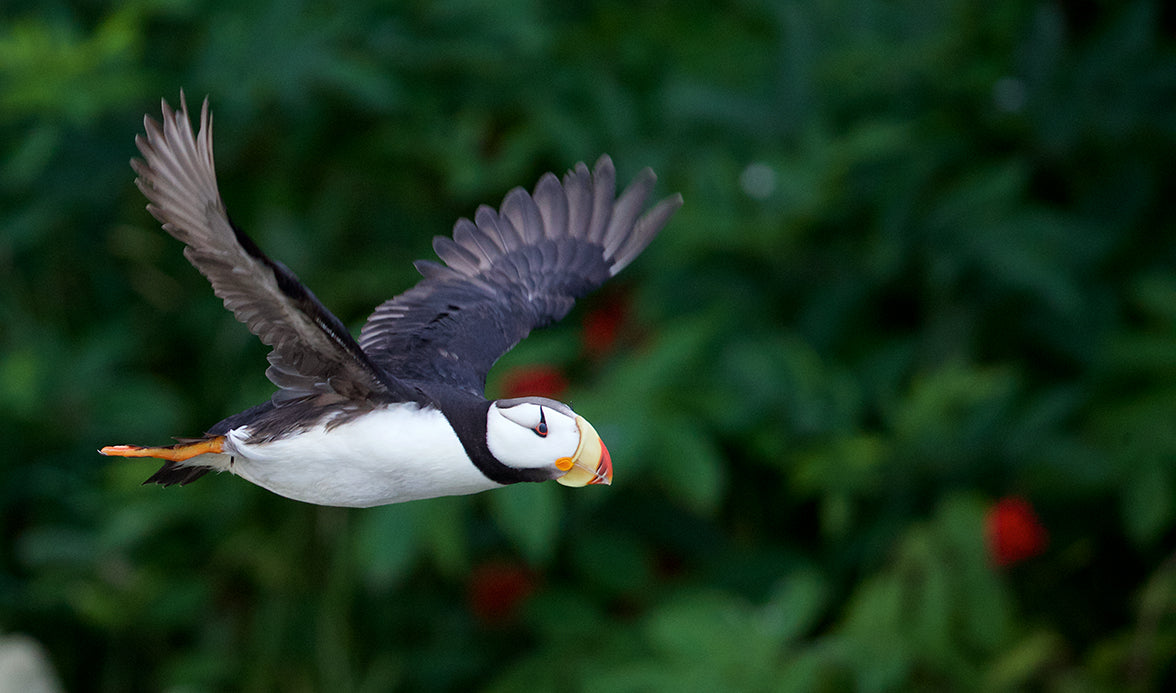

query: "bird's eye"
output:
533 409 548 437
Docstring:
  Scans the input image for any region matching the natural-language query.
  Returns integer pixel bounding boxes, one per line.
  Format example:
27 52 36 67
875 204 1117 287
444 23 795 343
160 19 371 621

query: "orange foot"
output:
100 436 225 462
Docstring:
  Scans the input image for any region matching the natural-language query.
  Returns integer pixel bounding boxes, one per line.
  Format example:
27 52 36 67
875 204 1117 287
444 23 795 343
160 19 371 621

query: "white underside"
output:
213 403 499 507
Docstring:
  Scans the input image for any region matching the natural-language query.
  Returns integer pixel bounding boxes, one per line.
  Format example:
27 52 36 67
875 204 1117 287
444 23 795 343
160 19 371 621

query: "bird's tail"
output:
99 436 228 486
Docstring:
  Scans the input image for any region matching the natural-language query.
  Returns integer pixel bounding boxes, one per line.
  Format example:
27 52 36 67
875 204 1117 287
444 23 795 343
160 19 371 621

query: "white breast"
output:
224 403 499 507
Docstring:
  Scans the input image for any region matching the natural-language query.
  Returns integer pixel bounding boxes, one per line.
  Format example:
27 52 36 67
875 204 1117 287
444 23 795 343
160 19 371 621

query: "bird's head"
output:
486 397 612 486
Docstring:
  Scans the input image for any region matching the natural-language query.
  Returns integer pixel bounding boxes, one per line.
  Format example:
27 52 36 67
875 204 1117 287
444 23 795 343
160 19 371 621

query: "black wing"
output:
133 94 415 403
357 156 682 394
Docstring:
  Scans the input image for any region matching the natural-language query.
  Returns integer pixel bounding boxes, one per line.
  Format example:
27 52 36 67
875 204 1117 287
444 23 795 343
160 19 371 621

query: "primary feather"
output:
358 157 683 393
133 94 411 403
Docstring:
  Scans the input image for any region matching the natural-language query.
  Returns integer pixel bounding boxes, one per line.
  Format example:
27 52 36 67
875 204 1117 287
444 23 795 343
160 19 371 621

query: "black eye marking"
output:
533 408 548 437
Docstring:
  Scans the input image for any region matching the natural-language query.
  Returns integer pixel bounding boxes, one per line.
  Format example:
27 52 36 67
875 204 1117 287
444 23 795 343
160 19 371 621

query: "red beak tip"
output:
594 441 613 485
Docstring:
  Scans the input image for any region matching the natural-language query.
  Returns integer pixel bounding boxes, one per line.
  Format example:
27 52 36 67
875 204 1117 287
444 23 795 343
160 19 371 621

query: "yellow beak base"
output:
555 416 613 487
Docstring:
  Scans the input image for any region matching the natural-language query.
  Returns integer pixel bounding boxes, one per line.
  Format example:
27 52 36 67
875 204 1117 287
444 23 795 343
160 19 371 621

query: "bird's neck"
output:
427 386 549 485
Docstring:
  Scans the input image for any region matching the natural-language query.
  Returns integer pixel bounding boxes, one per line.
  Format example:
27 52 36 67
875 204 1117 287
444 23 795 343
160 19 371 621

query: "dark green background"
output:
3 0 1176 690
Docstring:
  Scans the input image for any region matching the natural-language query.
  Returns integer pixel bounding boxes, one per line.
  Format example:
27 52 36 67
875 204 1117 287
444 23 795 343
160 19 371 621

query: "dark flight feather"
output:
357 156 683 394
132 93 416 404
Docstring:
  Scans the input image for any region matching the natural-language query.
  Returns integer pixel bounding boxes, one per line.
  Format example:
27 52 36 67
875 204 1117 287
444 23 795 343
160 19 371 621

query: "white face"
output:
486 397 582 477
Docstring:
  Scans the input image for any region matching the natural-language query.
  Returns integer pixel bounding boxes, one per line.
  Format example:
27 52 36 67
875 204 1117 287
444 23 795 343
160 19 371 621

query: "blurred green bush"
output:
2 0 1176 690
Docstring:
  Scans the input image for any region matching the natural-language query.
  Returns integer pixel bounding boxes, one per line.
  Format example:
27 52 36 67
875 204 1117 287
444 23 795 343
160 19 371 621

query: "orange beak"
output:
555 416 613 487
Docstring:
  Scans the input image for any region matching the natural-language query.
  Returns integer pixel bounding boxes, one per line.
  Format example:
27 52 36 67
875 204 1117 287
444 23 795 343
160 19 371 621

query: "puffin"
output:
100 95 681 508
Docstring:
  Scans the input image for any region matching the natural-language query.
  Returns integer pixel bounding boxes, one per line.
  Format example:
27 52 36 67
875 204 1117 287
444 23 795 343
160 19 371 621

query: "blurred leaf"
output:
420 497 471 576
0 123 61 187
985 630 1064 690
761 567 829 644
486 481 562 564
792 434 887 495
889 361 1017 467
15 526 98 569
652 416 727 514
569 528 652 596
0 8 147 123
1121 458 1175 546
0 347 46 418
353 502 423 588
838 495 1012 687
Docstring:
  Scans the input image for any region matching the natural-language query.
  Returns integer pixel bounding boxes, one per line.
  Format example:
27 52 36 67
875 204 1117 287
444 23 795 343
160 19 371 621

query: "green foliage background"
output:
3 0 1176 690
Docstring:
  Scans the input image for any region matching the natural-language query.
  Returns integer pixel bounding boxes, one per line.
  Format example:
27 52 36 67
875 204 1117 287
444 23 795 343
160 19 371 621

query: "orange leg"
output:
100 436 225 462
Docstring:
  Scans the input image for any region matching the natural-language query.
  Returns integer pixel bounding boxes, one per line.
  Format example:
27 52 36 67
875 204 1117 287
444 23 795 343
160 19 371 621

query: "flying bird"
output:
100 94 681 508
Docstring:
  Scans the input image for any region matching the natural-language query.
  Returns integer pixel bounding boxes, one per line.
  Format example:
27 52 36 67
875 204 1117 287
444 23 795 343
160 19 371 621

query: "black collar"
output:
428 386 550 485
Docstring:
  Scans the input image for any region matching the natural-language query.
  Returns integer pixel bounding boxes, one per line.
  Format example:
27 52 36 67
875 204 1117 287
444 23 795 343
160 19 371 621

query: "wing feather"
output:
503 188 544 245
133 94 413 404
585 158 616 244
432 235 481 275
564 163 593 237
357 155 682 393
603 168 656 258
534 173 569 240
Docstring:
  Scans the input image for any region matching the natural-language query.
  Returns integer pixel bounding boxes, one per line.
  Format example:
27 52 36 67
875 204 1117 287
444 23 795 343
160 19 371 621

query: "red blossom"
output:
985 496 1048 568
499 365 569 400
466 561 537 625
582 292 630 357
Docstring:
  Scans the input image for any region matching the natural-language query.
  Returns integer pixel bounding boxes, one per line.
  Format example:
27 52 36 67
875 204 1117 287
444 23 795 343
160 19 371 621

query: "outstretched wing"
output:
133 94 414 403
357 155 682 394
